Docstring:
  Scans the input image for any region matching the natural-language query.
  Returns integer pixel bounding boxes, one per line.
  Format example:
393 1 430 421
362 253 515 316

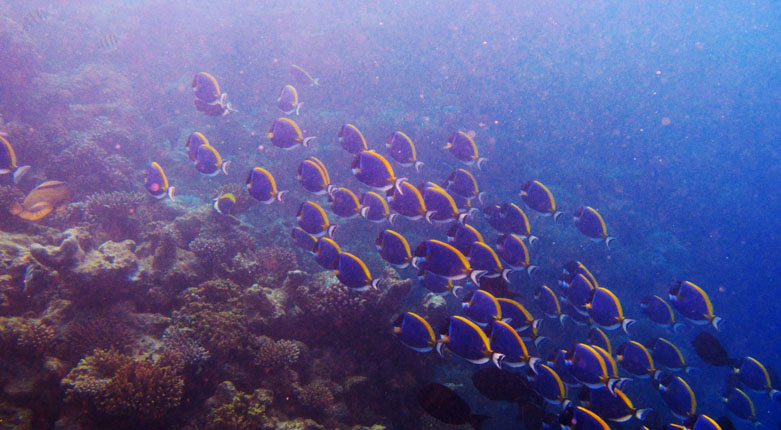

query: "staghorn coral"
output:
204 381 273 430
157 326 210 373
61 347 134 400
8 318 55 357
253 336 301 370
96 360 184 421
172 303 252 362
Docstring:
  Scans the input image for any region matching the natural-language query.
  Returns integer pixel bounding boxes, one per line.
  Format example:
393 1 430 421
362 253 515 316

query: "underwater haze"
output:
0 0 778 429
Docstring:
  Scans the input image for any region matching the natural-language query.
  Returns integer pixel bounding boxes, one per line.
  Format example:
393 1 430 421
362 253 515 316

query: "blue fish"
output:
185 131 209 162
212 193 236 215
290 227 317 252
314 237 341 270
640 295 684 332
688 415 724 430
446 222 484 256
386 131 423 172
297 157 330 194
496 234 537 277
389 181 433 222
360 191 397 224
418 270 460 297
413 239 485 284
519 180 562 221
420 182 463 224
587 287 635 335
616 341 658 379
551 349 582 388
559 404 611 430
735 357 780 399
497 297 541 334
484 203 537 245
645 338 695 374
376 229 412 268
338 123 368 154
560 273 596 314
574 205 615 249
462 289 501 327
194 144 229 176
560 260 599 289
246 167 286 203
351 150 405 192
654 372 697 420
144 162 175 200
192 72 234 116
277 84 301 115
587 328 612 356
444 131 487 169
443 168 483 202
267 118 315 149
565 343 626 394
489 320 539 369
336 252 381 291
467 242 506 281
722 388 760 426
297 201 335 237
668 281 723 330
0 136 30 184
528 362 569 408
290 64 319 87
393 312 436 352
328 186 361 219
584 386 651 423
437 315 503 367
535 285 566 325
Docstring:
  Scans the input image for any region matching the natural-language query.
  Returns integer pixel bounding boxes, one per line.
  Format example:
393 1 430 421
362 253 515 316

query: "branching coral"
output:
58 315 136 361
83 191 145 224
205 381 273 430
157 326 210 373
297 379 337 411
12 319 55 357
253 336 301 370
95 360 184 421
61 347 134 400
189 234 228 265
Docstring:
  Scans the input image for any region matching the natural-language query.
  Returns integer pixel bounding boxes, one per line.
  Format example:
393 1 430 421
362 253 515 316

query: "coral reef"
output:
204 381 273 430
253 336 302 370
96 359 184 421
157 326 210 373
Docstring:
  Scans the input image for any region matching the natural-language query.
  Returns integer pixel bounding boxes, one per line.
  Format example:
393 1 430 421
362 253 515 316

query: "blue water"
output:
1 0 779 428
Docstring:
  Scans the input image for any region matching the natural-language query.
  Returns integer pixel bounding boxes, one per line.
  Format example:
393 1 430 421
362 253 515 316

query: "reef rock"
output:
72 239 138 287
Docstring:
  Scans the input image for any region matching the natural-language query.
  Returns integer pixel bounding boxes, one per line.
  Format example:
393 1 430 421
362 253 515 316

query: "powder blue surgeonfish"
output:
0 136 30 184
444 168 483 202
386 131 423 172
290 227 317 252
735 356 780 400
412 239 485 284
519 180 562 221
328 186 361 219
645 338 695 374
559 404 611 430
267 118 315 150
418 270 461 297
588 328 612 356
192 72 235 116
212 193 236 215
420 182 465 224
393 312 436 353
297 201 335 238
360 191 397 224
616 341 658 379
653 372 697 420
290 64 319 87
246 167 286 204
587 287 635 335
497 297 541 335
376 229 412 268
297 157 330 194
574 205 615 249
338 123 368 154
668 281 724 330
722 388 760 426
489 320 539 369
194 144 229 176
583 386 652 423
640 295 684 332
461 289 501 327
351 150 405 192
336 252 381 291
535 285 566 325
389 181 433 222
185 131 209 162
437 315 503 367
144 162 175 200
565 343 628 394
528 361 569 408
446 222 484 256
277 84 301 115
314 236 341 270
467 242 506 281
444 131 487 169
496 234 538 278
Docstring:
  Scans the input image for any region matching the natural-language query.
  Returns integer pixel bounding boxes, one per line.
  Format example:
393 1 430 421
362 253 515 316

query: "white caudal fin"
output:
221 160 231 175
414 161 423 173
622 318 636 336
302 137 316 148
276 190 288 202
476 158 488 170
13 166 30 184
167 186 176 201
605 236 615 250
295 102 302 116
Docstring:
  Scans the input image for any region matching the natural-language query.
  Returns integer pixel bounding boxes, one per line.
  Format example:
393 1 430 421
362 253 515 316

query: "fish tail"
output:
302 136 316 148
387 213 398 226
477 191 486 205
167 186 176 201
491 352 505 369
528 235 539 247
635 408 652 420
276 190 288 202
558 313 568 326
684 366 699 376
393 177 407 195
621 318 636 335
469 270 487 286
441 142 452 150
313 77 320 86
605 236 615 250
295 102 302 116
326 224 337 239
370 278 382 290
414 160 424 173
553 211 564 223
526 265 538 279
476 157 488 170
435 341 445 358
457 212 470 225
500 268 512 282
451 285 464 299
711 316 724 331
221 160 231 175
672 322 686 334
12 166 30 184
533 336 549 349
423 210 435 224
